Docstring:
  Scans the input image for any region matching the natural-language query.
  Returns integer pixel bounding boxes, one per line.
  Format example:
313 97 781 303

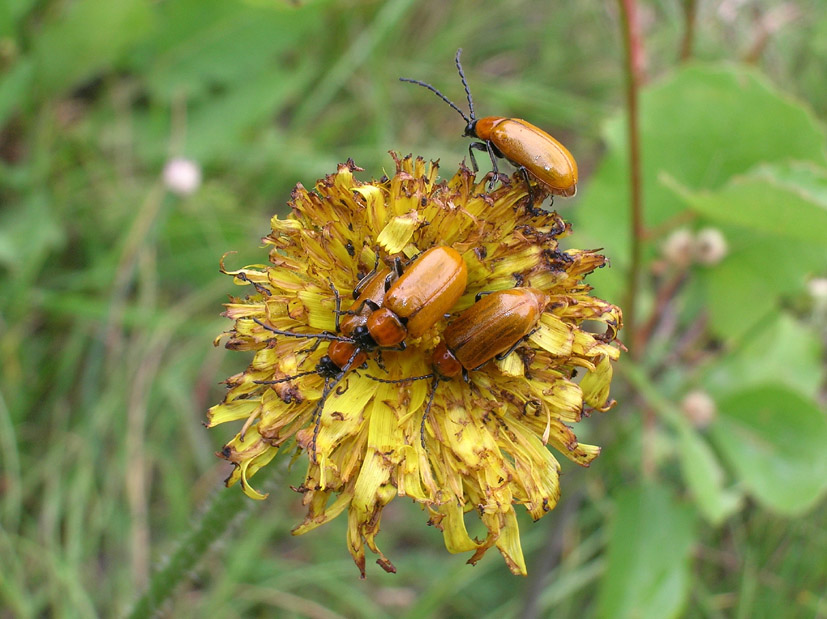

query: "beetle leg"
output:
494 328 539 361
474 290 496 302
400 250 422 269
338 298 371 319
374 350 388 373
485 141 500 190
384 258 404 291
329 281 343 332
381 341 407 352
352 253 381 299
517 166 541 211
467 142 483 173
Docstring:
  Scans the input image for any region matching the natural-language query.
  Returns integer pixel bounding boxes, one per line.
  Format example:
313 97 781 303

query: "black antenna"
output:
454 48 475 121
400 48 477 126
254 370 318 385
365 373 435 384
420 376 440 448
366 372 441 448
253 318 352 343
307 346 363 462
399 77 471 125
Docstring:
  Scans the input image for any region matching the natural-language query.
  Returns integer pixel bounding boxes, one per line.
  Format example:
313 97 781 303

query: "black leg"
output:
474 290 495 302
329 281 342 332
485 141 500 190
493 328 539 362
352 253 381 299
518 166 540 211
468 143 481 173
374 349 387 373
385 257 404 290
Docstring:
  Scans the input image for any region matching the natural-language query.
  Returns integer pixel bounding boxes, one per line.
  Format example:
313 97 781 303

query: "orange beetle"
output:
348 246 468 350
372 287 549 446
432 287 549 378
254 246 468 457
400 49 578 203
338 266 395 338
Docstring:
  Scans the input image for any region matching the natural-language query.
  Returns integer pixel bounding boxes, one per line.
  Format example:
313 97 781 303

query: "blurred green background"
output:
1 0 826 617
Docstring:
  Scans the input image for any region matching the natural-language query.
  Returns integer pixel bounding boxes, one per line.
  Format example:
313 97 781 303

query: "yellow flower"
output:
207 153 622 577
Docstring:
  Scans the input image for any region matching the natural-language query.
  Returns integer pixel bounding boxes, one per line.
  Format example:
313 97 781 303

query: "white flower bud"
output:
163 157 202 196
681 390 717 428
661 228 695 267
808 277 827 303
694 227 728 266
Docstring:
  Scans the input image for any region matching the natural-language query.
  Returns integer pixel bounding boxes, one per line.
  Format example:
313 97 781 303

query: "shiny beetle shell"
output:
339 267 393 338
438 287 548 374
382 246 468 338
473 117 578 197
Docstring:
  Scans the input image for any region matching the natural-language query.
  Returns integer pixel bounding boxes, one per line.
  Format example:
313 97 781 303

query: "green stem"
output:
126 469 275 618
617 0 645 359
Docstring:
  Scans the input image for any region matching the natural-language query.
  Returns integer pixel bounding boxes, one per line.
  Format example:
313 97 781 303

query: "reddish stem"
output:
679 0 697 62
617 0 654 478
617 0 646 359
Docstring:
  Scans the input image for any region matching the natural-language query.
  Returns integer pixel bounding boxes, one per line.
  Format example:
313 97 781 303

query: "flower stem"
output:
126 470 273 618
617 0 645 360
679 0 697 62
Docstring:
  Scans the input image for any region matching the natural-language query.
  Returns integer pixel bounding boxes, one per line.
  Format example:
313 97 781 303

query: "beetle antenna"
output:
308 347 362 462
366 373 439 448
454 48 475 122
254 370 318 385
365 373 434 384
420 376 440 448
399 77 471 126
253 318 352 343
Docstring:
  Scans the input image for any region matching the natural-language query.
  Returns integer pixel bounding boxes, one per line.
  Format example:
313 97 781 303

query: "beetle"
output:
371 287 550 447
253 246 468 457
400 49 578 205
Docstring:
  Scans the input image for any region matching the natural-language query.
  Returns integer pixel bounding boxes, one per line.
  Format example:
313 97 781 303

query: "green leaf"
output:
0 193 64 276
705 313 825 400
0 58 33 127
574 63 827 284
30 0 153 98
596 483 695 619
681 169 827 245
133 67 307 164
131 0 320 102
710 385 827 516
0 0 37 36
699 225 824 340
677 426 742 525
750 161 827 205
